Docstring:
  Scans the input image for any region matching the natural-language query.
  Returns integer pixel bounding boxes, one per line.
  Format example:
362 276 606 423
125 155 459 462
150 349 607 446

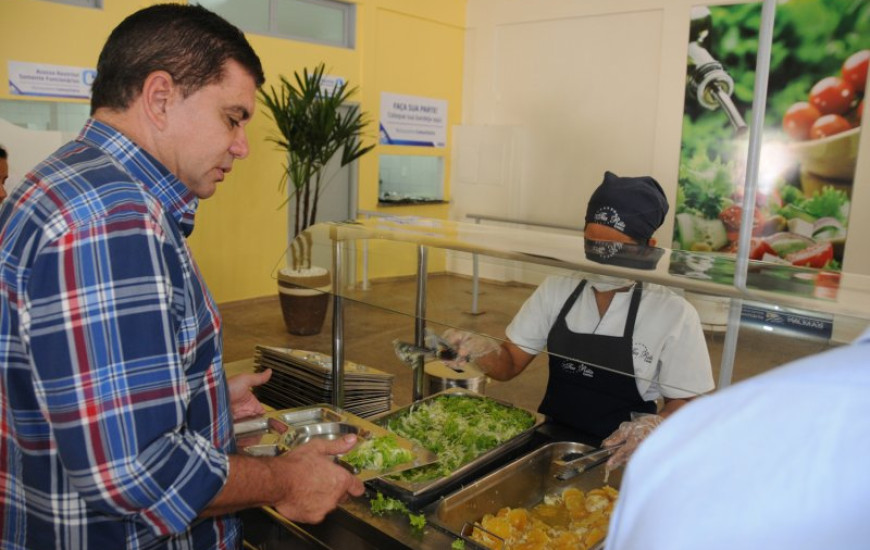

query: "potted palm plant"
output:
260 63 374 335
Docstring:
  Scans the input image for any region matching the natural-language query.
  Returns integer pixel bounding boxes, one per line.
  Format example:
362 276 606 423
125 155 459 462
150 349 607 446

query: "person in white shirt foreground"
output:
605 327 870 550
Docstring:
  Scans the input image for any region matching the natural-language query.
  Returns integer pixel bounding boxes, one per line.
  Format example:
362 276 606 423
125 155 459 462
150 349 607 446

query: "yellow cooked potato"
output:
470 485 618 550
584 493 610 513
563 488 586 512
584 527 606 547
552 531 581 550
483 516 513 541
507 507 530 531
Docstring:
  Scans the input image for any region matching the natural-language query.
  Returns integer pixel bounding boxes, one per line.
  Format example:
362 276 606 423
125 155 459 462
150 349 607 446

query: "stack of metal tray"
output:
254 346 394 418
369 388 545 508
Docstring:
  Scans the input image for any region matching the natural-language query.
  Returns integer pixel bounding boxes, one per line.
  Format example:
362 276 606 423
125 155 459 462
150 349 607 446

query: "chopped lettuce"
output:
802 187 849 223
779 184 804 208
369 492 426 532
383 395 534 482
677 150 735 219
776 186 849 224
370 492 408 515
408 513 426 531
342 434 413 472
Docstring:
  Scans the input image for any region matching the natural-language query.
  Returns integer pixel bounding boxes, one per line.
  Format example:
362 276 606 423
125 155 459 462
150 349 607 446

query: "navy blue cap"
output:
584 171 669 243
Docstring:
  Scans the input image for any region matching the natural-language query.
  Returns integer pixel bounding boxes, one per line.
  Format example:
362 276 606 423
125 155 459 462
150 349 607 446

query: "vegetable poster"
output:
671 0 868 280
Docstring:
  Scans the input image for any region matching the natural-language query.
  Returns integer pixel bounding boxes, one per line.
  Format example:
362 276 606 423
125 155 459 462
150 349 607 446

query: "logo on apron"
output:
559 360 595 377
633 342 654 365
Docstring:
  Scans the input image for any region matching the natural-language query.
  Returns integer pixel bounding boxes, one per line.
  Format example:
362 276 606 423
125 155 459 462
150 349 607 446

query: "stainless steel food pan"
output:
429 441 623 545
369 388 545 506
233 404 434 481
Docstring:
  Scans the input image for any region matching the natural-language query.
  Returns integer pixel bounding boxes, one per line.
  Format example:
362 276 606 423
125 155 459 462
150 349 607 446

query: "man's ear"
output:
649 237 658 247
140 71 174 130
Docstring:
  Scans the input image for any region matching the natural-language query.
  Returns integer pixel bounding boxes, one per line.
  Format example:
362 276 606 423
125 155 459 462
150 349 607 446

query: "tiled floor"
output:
220 274 836 413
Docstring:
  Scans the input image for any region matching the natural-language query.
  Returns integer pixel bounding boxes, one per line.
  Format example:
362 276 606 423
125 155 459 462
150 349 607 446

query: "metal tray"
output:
234 404 436 481
428 441 623 549
369 388 545 507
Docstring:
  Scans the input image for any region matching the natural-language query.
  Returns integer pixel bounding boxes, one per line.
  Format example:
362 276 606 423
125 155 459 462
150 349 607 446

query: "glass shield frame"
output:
268 216 870 413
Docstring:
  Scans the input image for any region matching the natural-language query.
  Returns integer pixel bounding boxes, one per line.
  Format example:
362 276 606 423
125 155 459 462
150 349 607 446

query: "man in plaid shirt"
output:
0 5 363 549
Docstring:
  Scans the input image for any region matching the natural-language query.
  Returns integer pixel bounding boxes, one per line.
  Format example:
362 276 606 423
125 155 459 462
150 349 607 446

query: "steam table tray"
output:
235 404 436 481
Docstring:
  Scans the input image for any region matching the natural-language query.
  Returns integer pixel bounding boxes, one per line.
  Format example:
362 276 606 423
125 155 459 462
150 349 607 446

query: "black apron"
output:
539 280 656 440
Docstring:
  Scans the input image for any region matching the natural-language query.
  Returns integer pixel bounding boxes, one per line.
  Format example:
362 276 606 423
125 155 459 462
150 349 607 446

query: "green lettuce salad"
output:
383 395 534 482
369 492 426 531
342 434 414 471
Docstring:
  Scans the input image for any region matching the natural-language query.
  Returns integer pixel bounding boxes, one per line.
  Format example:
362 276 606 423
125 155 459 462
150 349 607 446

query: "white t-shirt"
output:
506 276 714 400
605 328 870 550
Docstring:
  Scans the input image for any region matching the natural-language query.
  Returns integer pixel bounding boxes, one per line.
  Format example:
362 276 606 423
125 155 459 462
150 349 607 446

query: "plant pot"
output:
277 267 332 336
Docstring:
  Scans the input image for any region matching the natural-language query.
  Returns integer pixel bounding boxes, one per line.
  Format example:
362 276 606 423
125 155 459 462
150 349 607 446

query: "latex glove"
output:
228 368 272 420
602 413 663 472
440 328 501 371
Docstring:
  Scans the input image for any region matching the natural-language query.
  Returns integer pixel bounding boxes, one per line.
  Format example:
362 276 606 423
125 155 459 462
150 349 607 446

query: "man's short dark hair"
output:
90 3 265 115
0 146 7 159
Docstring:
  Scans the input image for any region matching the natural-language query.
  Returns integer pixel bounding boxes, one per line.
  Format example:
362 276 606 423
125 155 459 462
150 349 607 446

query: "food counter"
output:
236 216 870 548
239 424 605 550
228 359 611 550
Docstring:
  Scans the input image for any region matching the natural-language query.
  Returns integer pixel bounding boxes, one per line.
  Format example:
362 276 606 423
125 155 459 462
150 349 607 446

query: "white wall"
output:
456 0 870 276
0 118 68 196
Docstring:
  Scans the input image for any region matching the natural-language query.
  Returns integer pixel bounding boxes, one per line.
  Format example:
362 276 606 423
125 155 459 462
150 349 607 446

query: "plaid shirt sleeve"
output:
24 192 229 536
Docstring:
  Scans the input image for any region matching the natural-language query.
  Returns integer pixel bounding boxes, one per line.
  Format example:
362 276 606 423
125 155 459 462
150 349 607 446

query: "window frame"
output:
36 0 102 8
271 0 355 49
195 0 356 49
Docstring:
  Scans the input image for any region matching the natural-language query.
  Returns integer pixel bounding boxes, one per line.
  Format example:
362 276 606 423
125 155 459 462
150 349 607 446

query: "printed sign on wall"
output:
379 92 447 147
8 61 96 99
319 74 346 96
671 1 868 279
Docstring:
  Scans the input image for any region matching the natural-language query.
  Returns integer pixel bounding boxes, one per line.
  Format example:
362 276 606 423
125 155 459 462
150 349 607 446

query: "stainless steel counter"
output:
241 494 465 550
240 425 597 549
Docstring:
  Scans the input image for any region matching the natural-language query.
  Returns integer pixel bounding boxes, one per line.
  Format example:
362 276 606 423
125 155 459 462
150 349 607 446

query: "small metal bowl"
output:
242 444 285 457
286 422 365 447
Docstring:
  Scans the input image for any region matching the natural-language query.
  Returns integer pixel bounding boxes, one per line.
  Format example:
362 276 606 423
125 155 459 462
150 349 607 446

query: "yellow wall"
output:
0 0 466 303
357 3 465 281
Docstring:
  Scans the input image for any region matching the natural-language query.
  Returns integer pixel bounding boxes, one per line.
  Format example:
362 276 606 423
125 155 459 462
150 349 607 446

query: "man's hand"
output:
228 369 272 420
271 435 366 524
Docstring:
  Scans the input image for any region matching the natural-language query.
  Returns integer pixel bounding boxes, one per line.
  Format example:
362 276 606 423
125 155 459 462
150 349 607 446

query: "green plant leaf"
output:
258 62 375 253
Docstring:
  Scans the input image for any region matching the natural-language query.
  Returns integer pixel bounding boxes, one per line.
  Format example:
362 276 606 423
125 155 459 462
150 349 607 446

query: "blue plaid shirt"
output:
0 120 239 549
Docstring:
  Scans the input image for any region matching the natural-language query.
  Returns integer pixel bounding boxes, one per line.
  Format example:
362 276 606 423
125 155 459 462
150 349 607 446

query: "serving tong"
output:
553 444 623 481
460 522 505 549
392 330 470 373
